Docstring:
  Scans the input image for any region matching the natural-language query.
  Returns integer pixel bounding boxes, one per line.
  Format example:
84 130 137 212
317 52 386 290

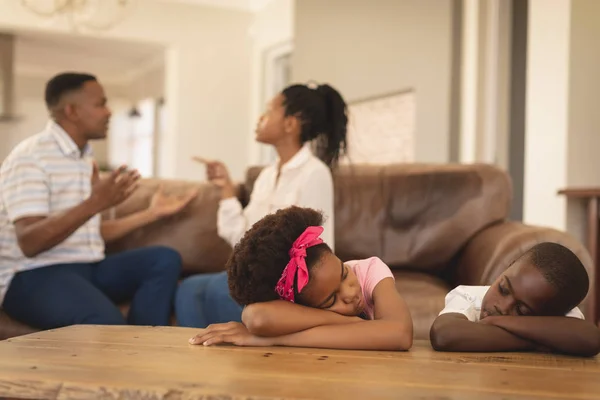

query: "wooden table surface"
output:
0 325 599 400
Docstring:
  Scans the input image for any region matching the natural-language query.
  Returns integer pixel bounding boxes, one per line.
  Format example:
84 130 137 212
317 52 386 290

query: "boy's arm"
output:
483 316 600 357
242 301 363 337
430 313 538 352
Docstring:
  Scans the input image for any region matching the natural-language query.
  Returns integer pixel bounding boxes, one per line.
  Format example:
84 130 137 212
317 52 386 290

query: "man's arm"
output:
14 200 101 258
100 209 157 244
242 301 363 337
11 165 138 257
484 316 600 357
100 187 197 244
430 313 538 352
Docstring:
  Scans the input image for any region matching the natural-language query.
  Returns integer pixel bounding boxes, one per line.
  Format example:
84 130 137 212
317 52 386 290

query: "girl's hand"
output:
188 322 273 347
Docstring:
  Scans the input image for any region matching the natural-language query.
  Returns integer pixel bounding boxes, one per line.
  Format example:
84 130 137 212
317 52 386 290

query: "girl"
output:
175 83 348 328
189 206 414 351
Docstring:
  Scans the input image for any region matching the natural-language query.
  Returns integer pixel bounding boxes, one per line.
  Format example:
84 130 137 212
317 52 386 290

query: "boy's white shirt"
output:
439 285 585 322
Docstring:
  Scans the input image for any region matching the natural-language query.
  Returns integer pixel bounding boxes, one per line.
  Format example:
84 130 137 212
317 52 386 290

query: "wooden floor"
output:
0 325 599 400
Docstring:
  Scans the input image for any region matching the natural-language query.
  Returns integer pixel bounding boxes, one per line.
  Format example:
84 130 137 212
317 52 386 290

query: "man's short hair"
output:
45 72 97 109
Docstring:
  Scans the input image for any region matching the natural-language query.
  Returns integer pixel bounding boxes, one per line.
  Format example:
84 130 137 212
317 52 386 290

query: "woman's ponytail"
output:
282 83 349 168
315 84 348 167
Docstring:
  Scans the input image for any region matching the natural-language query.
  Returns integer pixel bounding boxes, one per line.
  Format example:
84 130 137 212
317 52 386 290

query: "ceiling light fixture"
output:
20 0 136 31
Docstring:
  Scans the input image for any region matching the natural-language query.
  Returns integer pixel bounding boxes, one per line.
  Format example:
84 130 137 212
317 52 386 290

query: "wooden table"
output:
558 187 600 325
0 325 599 400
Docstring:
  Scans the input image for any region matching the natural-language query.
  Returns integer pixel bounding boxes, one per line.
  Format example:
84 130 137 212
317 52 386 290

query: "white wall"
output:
0 1 253 181
566 0 600 188
128 59 165 103
564 0 600 242
247 0 294 166
525 0 600 235
0 75 49 161
523 0 571 230
292 0 454 163
0 74 127 164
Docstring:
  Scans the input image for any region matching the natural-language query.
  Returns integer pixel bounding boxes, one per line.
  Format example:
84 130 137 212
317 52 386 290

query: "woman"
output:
175 83 348 327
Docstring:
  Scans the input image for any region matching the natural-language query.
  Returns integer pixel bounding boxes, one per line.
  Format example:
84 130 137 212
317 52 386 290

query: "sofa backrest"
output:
108 163 512 275
104 178 231 276
246 163 512 272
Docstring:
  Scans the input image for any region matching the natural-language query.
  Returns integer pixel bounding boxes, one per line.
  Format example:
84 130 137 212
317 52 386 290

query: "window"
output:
129 98 155 177
342 90 416 165
260 41 293 164
108 97 158 177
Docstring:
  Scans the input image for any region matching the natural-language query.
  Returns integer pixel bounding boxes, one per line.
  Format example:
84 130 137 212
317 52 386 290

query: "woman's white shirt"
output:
217 144 335 251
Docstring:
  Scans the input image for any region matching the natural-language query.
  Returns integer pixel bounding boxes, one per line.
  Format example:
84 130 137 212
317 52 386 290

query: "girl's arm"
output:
242 301 362 337
483 315 600 357
270 278 412 350
192 278 413 351
429 313 538 352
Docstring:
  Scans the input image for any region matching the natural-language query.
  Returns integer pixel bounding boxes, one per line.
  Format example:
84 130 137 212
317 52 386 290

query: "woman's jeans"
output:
175 271 243 328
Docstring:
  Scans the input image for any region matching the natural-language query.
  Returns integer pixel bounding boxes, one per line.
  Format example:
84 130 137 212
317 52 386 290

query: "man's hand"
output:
188 322 273 347
149 185 197 218
89 163 140 212
192 157 235 199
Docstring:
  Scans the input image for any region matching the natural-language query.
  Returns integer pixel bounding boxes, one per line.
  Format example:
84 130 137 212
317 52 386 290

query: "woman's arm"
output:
193 157 249 247
242 301 362 337
296 167 335 250
430 313 538 352
216 197 248 247
216 167 272 247
483 315 600 357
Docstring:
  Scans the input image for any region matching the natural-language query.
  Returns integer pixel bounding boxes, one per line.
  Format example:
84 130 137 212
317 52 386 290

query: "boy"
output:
430 242 600 357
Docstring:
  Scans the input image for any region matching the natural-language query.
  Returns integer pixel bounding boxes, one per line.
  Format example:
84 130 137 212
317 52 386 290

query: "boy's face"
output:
480 256 560 319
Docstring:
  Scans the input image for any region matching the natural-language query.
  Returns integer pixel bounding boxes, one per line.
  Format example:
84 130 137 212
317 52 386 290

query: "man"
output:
0 72 195 330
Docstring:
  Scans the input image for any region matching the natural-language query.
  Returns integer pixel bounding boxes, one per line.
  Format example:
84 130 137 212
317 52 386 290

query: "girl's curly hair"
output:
226 206 332 306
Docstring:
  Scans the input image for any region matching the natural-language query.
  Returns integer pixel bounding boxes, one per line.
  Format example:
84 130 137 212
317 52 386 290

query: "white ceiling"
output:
11 0 274 85
15 31 164 85
157 0 273 12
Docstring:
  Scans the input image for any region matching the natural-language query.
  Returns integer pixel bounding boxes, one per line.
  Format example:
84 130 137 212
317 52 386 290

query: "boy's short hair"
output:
45 72 97 109
525 242 589 312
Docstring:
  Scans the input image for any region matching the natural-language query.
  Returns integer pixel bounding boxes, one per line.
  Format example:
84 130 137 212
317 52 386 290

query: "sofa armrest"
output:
455 221 594 316
456 221 593 285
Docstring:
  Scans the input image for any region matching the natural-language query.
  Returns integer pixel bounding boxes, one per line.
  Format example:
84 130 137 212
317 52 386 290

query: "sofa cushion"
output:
393 271 450 340
105 179 232 276
333 164 511 271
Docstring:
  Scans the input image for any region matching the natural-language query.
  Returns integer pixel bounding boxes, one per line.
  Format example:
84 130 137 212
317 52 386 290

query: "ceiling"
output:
11 0 275 85
157 0 273 12
15 31 164 85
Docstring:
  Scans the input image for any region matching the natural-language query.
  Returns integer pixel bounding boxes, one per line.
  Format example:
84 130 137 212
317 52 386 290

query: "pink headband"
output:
275 226 324 302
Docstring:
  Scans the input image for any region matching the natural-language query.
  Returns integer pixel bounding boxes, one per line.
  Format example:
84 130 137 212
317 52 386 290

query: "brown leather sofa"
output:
0 163 593 340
